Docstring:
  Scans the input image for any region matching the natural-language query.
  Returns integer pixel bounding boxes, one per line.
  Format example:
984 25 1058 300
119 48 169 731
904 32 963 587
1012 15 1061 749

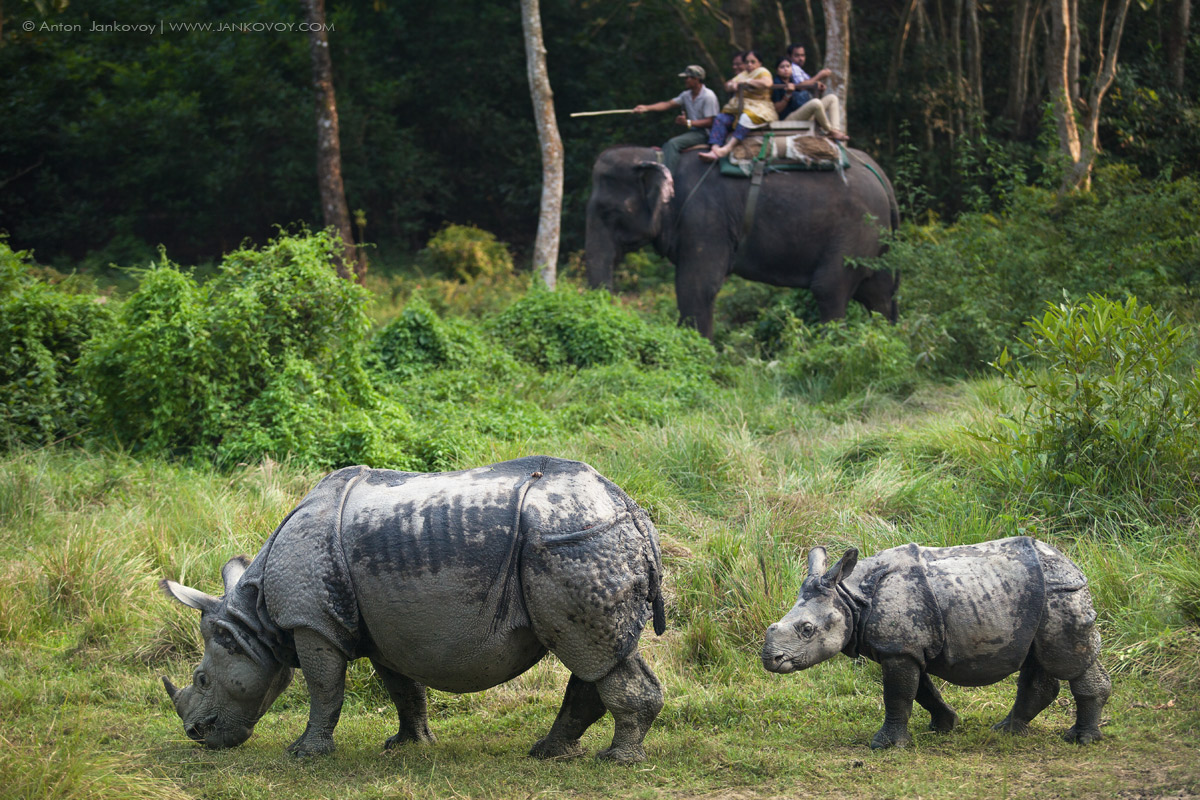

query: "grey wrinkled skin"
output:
161 456 666 763
762 537 1111 749
584 145 900 339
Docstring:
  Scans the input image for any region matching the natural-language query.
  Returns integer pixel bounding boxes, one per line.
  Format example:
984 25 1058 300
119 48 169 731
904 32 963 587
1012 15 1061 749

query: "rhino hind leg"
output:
916 672 958 733
992 652 1060 735
370 659 436 749
1062 659 1111 744
593 652 663 763
529 674 607 760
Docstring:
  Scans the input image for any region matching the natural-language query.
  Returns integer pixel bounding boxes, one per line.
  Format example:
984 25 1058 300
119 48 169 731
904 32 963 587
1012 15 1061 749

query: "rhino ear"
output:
806 546 828 578
822 548 859 586
221 556 251 594
159 578 219 613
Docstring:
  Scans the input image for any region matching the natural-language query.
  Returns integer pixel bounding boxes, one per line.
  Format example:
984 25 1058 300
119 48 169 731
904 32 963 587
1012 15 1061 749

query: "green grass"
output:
2 376 1198 799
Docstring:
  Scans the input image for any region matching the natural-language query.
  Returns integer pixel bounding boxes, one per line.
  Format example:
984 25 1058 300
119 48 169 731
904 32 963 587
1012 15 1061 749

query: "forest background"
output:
2 1 1200 799
2 0 1198 270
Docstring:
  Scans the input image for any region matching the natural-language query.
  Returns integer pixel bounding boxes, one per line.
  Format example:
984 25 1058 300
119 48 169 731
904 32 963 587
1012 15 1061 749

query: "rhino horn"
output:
162 675 180 702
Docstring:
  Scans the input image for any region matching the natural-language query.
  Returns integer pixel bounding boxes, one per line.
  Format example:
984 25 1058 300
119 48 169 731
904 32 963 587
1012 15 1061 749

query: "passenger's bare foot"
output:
827 130 850 142
698 149 720 162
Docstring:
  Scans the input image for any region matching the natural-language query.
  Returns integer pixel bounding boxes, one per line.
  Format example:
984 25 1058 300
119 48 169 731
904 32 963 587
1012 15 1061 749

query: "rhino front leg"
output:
993 652 1060 735
370 659 435 749
916 672 958 733
594 652 663 763
872 657 918 749
287 628 347 757
529 674 607 760
1063 659 1111 744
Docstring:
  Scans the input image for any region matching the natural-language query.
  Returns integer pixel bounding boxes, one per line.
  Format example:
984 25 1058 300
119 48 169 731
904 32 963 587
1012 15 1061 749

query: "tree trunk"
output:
725 0 754 49
803 0 822 65
302 0 360 282
774 0 793 46
821 0 851 114
520 0 563 290
966 0 983 119
1050 0 1133 192
1049 0 1083 190
1005 0 1035 135
1165 0 1191 89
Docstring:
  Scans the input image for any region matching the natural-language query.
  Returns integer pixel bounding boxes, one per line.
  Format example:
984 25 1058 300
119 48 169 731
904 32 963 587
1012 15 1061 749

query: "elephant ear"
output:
634 160 674 237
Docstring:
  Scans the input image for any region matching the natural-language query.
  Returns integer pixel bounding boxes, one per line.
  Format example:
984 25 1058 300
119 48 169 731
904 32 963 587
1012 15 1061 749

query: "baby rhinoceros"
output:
762 537 1111 749
160 457 667 762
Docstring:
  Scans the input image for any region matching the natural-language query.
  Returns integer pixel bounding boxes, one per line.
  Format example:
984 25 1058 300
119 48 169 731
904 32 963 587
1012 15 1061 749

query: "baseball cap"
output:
678 65 706 80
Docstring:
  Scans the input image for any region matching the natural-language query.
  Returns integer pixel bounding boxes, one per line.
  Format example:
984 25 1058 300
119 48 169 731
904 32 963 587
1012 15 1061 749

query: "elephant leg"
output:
288 627 347 756
529 674 608 760
675 261 724 339
370 658 435 749
916 671 958 733
593 652 663 763
1063 659 1111 744
810 271 855 323
992 652 1060 735
873 656 919 749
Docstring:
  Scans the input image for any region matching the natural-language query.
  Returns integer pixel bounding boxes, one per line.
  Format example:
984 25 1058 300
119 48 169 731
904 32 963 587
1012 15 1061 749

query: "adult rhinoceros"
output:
584 145 900 339
160 456 666 762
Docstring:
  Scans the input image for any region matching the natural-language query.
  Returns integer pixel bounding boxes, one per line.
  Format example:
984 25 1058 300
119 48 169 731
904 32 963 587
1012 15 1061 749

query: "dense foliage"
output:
1 0 1195 268
990 294 1200 511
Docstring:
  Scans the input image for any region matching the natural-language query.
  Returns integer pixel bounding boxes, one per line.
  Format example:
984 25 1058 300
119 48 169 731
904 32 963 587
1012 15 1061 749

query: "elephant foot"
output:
596 743 647 763
528 736 586 760
870 725 912 750
1062 725 1103 745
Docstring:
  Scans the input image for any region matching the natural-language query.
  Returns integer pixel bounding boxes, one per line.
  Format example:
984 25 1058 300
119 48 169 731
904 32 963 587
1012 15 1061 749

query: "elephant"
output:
584 145 900 338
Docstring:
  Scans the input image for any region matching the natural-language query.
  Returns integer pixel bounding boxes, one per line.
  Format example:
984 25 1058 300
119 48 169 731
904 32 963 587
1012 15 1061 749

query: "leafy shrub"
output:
990 294 1200 502
370 293 492 379
491 285 714 376
880 174 1200 376
0 243 113 448
418 224 513 282
81 231 415 468
774 314 917 402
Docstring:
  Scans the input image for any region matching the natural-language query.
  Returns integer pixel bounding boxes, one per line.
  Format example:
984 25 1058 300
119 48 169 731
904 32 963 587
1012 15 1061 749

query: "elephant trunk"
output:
584 205 620 291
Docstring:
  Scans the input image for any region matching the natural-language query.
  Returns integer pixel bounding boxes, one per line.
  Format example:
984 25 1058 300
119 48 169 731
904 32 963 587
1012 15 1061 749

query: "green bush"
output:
880 174 1200 376
774 314 917 402
0 243 113 448
418 224 513 282
990 294 1200 502
80 231 416 468
491 285 714 375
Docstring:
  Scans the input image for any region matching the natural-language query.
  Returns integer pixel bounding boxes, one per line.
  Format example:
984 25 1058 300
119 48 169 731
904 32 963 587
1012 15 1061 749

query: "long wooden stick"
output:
569 108 636 117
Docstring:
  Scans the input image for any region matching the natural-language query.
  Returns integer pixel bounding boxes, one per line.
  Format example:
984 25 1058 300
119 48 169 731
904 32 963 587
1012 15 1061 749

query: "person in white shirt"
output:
634 65 720 170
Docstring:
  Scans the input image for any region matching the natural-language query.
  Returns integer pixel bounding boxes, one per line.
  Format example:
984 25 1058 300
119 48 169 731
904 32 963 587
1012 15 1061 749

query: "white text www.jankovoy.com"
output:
28 20 335 34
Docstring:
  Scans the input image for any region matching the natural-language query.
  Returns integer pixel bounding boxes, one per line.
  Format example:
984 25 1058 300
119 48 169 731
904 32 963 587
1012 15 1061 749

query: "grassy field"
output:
2 373 1198 800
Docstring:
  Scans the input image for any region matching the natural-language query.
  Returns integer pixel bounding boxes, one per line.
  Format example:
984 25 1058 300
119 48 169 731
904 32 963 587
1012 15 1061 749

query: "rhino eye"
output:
195 670 209 689
797 622 816 638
